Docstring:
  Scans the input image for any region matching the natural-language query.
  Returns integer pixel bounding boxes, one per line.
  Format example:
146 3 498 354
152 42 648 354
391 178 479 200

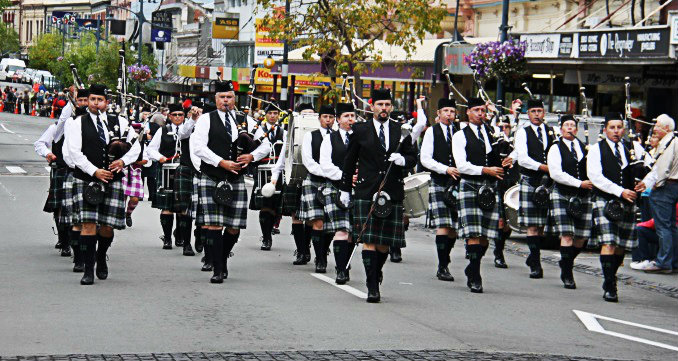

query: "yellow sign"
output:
178 65 196 78
254 68 332 89
213 17 239 39
255 18 284 63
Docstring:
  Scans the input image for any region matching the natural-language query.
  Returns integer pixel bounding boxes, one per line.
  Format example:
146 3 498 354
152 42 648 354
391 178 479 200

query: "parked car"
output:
24 68 37 84
0 58 27 81
33 70 56 87
12 69 26 83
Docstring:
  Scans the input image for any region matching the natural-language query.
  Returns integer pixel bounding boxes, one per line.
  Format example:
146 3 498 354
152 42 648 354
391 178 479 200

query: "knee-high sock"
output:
160 214 173 240
292 223 304 253
559 246 575 275
80 235 97 273
362 250 379 286
96 234 113 262
466 244 484 280
207 230 223 275
70 229 82 264
304 224 313 255
526 235 542 266
495 231 508 258
311 229 323 261
201 229 212 265
180 215 193 247
600 254 617 291
259 212 274 241
333 240 350 271
322 232 333 257
126 198 138 215
57 224 70 250
435 235 449 268
223 231 238 260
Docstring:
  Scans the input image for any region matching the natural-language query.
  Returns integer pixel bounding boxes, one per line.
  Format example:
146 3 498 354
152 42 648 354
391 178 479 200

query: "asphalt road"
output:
0 112 676 359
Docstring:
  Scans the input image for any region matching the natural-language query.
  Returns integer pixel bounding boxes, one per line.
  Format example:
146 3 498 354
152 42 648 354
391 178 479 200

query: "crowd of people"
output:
1 86 69 117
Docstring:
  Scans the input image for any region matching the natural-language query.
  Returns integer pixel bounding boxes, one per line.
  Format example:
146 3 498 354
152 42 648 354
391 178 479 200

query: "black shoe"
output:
174 229 183 247
436 266 455 281
529 267 544 279
73 262 85 273
183 243 195 256
315 258 327 273
125 214 133 227
60 247 72 257
272 227 280 235
293 251 308 265
55 241 62 249
390 248 402 263
96 261 108 280
210 273 223 284
366 288 381 303
603 290 618 302
494 257 508 269
201 262 213 272
336 268 349 285
162 236 172 250
469 280 483 293
80 272 94 285
260 237 272 251
303 253 312 263
562 277 577 289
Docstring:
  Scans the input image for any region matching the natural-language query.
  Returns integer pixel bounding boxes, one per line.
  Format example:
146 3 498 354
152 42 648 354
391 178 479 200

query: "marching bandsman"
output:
251 102 286 251
299 105 335 273
147 104 187 251
420 97 460 281
192 80 270 283
547 115 594 289
63 84 141 285
319 102 356 283
338 88 417 303
271 103 315 265
514 99 556 279
587 113 642 302
452 97 512 293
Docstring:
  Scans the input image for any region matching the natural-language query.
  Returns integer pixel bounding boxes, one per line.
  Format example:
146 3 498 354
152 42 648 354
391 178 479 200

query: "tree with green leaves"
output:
0 0 21 56
257 0 447 100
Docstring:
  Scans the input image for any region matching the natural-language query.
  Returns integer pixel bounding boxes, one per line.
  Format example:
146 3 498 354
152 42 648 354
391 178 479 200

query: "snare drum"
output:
503 184 527 233
403 172 430 218
159 163 179 192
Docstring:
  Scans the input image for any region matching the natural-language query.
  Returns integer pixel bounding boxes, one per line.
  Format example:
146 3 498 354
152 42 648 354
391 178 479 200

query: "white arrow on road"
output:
574 310 678 352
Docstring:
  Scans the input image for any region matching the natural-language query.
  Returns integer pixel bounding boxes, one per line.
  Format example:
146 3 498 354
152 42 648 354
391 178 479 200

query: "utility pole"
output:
496 0 510 108
279 0 290 110
136 0 145 120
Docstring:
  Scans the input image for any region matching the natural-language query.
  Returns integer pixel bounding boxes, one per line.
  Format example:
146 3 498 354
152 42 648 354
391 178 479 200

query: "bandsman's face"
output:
320 114 335 129
300 109 314 114
338 112 355 130
266 111 279 124
169 111 185 126
87 95 106 113
604 120 625 142
437 107 456 124
466 106 486 124
76 97 88 107
560 120 578 140
215 91 235 111
528 107 545 125
371 100 392 119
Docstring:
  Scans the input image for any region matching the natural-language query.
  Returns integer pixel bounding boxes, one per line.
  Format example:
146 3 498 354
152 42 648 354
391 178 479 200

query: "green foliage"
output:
0 24 20 56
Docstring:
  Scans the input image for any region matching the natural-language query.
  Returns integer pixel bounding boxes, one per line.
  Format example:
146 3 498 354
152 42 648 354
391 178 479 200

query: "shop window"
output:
224 44 252 68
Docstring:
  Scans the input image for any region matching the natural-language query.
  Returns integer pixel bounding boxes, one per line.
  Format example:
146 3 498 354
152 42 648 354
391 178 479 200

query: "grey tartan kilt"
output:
518 176 549 228
457 178 501 243
43 167 69 213
59 171 75 226
549 186 593 239
71 177 127 229
279 183 302 217
194 173 248 229
298 176 326 221
322 183 352 233
353 199 405 248
590 196 637 249
173 164 194 213
429 180 458 229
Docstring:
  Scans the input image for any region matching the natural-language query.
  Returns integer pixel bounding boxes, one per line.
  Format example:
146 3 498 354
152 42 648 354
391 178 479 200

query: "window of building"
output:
224 44 252 68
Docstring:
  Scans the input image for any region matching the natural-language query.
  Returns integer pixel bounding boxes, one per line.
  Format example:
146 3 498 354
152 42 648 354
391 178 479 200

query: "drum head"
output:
403 172 431 191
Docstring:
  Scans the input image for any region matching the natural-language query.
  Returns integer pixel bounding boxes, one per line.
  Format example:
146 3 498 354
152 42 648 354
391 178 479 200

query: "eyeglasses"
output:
170 112 185 117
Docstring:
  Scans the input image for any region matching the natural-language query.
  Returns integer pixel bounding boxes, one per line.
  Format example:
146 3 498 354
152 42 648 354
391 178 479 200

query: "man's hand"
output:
446 167 460 180
388 153 406 166
501 157 513 168
219 159 242 174
634 182 646 193
621 189 638 203
46 153 57 163
237 153 255 166
108 159 125 173
486 102 497 114
483 166 505 180
158 157 167 164
94 169 113 183
538 164 549 173
415 95 425 107
271 179 277 185
352 174 358 187
188 106 203 120
580 180 594 190
511 99 523 115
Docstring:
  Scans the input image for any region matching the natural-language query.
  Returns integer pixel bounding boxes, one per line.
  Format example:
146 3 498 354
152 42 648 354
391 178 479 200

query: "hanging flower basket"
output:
128 64 153 83
464 40 527 82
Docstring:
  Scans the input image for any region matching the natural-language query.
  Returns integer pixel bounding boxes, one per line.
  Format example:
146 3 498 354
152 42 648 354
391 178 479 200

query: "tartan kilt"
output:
122 166 144 198
298 176 326 221
194 173 248 229
173 164 194 213
43 167 69 213
72 177 126 229
457 178 501 243
518 176 549 228
58 171 75 226
353 199 405 248
279 183 302 217
549 186 593 239
428 180 458 229
590 196 637 249
322 183 352 233
189 173 201 220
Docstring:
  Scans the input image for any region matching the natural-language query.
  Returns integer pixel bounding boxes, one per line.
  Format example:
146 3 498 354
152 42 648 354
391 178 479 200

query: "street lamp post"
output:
496 0 510 108
279 0 291 110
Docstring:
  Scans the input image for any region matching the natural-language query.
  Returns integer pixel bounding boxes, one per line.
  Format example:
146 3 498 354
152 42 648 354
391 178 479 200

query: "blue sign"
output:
151 28 171 42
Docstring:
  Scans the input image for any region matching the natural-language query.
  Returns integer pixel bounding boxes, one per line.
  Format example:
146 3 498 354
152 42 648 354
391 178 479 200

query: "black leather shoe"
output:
494 257 508 269
303 253 311 263
260 238 272 251
125 214 133 227
315 259 327 273
161 236 172 250
80 273 94 285
436 266 455 281
335 268 348 285
201 262 213 272
603 291 618 302
293 252 308 265
469 280 483 293
390 248 402 263
174 229 183 247
210 274 223 284
73 262 85 273
183 243 195 256
55 241 62 249
562 277 577 289
366 290 380 303
529 267 544 279
272 227 280 235
96 261 108 280
60 247 72 257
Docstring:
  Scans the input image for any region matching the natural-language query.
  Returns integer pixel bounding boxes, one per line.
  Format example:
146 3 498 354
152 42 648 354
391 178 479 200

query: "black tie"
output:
476 126 484 145
446 125 452 148
614 143 623 167
570 141 578 160
344 132 350 146
327 128 331 135
95 116 107 144
223 113 232 140
379 124 386 150
536 126 544 146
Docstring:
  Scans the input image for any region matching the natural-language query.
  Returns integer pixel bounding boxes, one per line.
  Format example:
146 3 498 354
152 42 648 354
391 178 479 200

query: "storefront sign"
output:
443 44 473 75
255 18 284 64
520 34 561 58
564 70 678 89
670 11 678 45
254 68 331 92
213 16 239 40
151 11 172 42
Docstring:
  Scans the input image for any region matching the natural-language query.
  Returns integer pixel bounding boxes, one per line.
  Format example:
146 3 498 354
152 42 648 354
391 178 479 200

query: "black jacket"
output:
339 120 417 201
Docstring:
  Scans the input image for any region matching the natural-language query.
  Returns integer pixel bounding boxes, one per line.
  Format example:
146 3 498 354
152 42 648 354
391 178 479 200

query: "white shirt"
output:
177 117 196 140
319 128 351 181
302 127 332 177
35 124 56 158
587 138 629 198
410 108 427 145
452 122 491 176
641 134 675 189
373 119 389 149
515 123 549 171
420 123 454 175
271 136 287 182
147 124 180 161
54 101 73 141
192 110 270 168
63 111 141 176
547 138 584 189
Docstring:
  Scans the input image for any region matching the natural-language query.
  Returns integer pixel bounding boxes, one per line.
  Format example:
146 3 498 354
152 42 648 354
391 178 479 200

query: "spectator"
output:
631 205 678 271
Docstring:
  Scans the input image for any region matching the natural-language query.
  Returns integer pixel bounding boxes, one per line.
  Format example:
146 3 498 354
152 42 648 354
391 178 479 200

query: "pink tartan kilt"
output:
123 165 145 198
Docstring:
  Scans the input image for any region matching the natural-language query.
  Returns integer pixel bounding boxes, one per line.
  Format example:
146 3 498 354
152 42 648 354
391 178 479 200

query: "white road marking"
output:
311 273 367 299
0 123 16 134
399 282 413 285
5 166 26 174
44 166 51 172
0 180 17 200
574 310 678 352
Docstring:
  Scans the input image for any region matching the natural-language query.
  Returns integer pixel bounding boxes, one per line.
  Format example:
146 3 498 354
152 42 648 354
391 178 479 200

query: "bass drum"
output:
503 184 526 233
283 113 323 186
402 172 430 218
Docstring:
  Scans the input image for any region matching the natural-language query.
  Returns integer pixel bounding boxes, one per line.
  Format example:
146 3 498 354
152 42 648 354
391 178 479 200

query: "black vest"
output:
262 123 284 157
200 111 234 181
329 130 349 186
556 139 588 194
308 129 327 181
73 113 122 181
158 124 178 158
52 137 68 169
179 138 193 169
426 123 456 184
596 140 634 199
521 124 554 177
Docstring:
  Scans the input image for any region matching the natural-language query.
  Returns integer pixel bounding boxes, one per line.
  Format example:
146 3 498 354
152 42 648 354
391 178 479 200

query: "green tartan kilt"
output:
173 164 194 213
278 183 302 217
353 199 405 248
